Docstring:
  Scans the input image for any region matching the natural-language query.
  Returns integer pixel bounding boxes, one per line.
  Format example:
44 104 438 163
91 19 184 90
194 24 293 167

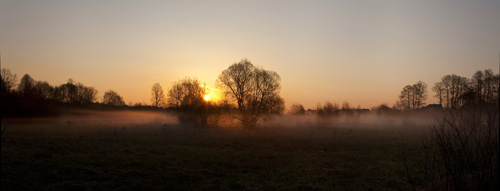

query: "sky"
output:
1 0 499 109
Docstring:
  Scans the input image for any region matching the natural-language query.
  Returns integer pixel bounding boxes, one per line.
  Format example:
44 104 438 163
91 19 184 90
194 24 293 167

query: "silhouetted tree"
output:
467 69 500 105
316 101 339 118
34 81 54 100
1 68 17 96
432 82 445 106
413 81 428 108
288 104 306 115
483 69 495 103
472 70 485 103
399 85 413 110
76 83 98 104
54 79 78 103
438 74 469 108
103 90 125 106
1 68 18 115
493 74 500 104
167 78 205 110
18 74 36 97
167 82 183 109
151 83 166 107
167 77 208 126
341 101 355 116
216 59 284 128
373 103 394 115
398 81 427 110
341 101 351 111
51 79 96 104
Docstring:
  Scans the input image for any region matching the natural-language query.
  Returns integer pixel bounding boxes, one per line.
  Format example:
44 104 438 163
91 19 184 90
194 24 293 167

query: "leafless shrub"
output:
422 106 499 191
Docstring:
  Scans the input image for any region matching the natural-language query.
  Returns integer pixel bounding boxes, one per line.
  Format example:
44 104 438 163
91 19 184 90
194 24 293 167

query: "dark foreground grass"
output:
1 117 428 191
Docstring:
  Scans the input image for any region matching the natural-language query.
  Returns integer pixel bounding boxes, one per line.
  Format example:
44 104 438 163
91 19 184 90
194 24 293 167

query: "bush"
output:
422 106 499 191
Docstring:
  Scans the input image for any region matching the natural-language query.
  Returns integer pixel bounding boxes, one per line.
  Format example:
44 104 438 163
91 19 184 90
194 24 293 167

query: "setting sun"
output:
204 94 210 101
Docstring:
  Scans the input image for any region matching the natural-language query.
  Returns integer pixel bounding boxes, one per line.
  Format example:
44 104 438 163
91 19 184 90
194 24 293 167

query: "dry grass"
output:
2 111 434 191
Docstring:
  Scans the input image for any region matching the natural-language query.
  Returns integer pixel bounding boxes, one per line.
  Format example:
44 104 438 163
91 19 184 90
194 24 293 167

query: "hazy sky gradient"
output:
1 0 499 109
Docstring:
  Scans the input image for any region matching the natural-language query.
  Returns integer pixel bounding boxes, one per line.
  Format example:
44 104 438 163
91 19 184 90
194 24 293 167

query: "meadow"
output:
1 110 438 191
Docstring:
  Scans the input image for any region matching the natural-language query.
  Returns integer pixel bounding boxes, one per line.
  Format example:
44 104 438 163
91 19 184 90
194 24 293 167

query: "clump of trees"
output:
167 77 210 126
314 101 367 118
1 69 102 115
1 68 134 115
316 101 339 118
396 69 499 111
372 103 396 115
288 104 306 115
216 59 284 128
432 69 499 109
15 75 99 105
103 90 125 106
397 81 428 110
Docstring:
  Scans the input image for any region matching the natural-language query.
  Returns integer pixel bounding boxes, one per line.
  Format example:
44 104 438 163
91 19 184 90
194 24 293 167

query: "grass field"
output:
1 111 432 191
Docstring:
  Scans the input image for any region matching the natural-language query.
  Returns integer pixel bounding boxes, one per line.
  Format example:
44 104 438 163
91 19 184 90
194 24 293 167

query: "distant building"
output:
306 108 316 114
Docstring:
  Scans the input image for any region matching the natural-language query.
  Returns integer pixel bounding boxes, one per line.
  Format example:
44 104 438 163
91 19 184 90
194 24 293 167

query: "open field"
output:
1 111 434 191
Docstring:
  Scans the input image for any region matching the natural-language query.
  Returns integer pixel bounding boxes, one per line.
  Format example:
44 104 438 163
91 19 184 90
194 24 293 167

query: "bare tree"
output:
493 74 500 104
432 82 445 106
412 81 428 108
449 75 469 108
17 74 35 97
167 78 204 109
34 81 54 100
317 101 339 117
483 69 493 102
76 83 98 104
52 79 97 104
482 69 498 103
341 101 351 111
441 75 452 108
54 79 77 103
471 70 484 102
167 77 208 126
398 81 427 110
167 82 183 109
151 83 166 107
103 90 125 106
216 59 284 128
399 85 413 110
288 104 305 115
1 68 17 95
435 74 472 108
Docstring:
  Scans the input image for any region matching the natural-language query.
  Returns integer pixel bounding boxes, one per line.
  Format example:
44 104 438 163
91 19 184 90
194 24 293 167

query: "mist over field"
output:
2 0 499 190
2 60 498 191
264 112 437 129
7 109 438 132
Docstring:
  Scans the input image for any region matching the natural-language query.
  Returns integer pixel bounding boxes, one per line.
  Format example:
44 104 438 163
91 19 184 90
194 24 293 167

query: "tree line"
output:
147 59 285 128
1 70 129 104
2 62 499 127
1 59 285 128
395 69 499 110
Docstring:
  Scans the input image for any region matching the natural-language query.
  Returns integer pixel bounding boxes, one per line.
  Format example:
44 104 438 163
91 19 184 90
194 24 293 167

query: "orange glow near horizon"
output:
1 1 498 110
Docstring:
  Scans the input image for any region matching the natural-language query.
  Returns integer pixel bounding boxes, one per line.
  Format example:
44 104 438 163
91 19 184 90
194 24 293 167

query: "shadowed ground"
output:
1 114 428 191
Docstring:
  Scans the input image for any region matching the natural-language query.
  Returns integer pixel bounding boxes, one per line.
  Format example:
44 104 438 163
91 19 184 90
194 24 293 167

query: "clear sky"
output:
1 0 499 109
